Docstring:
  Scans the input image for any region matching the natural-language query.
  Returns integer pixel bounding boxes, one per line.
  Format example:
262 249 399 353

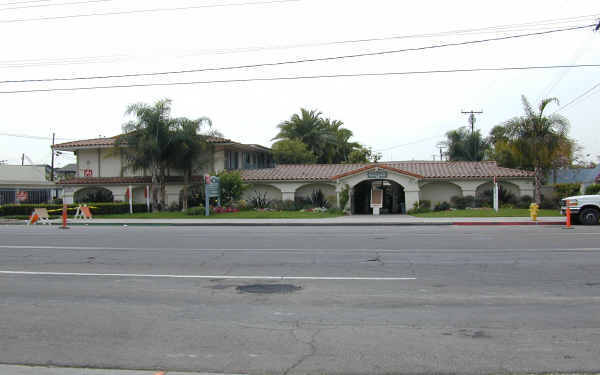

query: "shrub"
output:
249 191 269 209
185 206 205 216
168 202 180 212
450 195 475 209
294 196 312 210
310 189 330 208
419 200 431 210
218 171 249 205
434 201 451 211
339 184 350 211
516 195 533 209
554 183 581 200
268 199 297 211
540 197 559 210
407 200 431 214
585 184 600 195
232 199 248 210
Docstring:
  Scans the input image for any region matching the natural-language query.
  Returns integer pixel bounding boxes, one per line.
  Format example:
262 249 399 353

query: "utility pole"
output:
50 132 55 181
435 141 446 161
461 110 483 160
21 153 24 166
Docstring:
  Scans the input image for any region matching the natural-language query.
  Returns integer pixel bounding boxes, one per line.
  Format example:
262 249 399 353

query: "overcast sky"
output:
1 0 599 167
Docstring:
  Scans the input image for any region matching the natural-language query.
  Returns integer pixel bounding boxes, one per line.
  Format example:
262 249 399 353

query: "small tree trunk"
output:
182 170 190 211
534 166 542 205
159 167 167 210
151 167 159 213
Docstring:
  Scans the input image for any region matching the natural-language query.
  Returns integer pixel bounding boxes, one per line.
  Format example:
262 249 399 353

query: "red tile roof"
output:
58 176 206 185
240 161 534 181
54 134 233 150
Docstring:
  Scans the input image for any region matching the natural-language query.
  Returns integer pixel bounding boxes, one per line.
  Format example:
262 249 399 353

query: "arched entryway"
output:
352 180 406 214
74 186 114 203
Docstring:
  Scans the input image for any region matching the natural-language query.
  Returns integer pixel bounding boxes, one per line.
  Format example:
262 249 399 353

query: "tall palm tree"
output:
502 96 571 203
116 99 175 212
169 116 213 210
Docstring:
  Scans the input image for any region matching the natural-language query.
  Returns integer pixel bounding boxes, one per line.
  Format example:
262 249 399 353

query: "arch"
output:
476 181 521 206
294 183 336 201
351 179 406 215
74 186 114 203
420 181 462 206
243 183 283 202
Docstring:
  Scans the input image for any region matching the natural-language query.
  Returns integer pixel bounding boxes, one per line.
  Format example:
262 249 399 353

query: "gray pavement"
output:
0 365 237 375
0 225 599 374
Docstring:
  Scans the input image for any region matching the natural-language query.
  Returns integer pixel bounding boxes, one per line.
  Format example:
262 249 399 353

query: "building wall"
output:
295 183 336 200
99 149 121 177
214 150 226 174
76 149 99 177
419 182 462 205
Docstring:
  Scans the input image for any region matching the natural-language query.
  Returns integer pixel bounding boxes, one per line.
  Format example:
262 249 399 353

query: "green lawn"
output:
411 208 561 218
95 210 344 219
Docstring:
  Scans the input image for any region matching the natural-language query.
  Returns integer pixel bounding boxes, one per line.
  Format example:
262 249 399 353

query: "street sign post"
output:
204 175 221 216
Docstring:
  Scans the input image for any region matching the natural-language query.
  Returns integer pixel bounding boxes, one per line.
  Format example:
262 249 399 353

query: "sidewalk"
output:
1 215 566 226
0 365 244 375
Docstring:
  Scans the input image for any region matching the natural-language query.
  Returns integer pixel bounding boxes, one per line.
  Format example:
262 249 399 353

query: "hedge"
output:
0 202 148 216
584 183 600 195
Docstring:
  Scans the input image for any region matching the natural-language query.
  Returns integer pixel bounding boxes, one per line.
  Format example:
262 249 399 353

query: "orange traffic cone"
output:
28 213 39 225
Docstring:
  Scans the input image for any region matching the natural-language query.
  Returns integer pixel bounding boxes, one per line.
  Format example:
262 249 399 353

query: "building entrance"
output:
351 180 406 215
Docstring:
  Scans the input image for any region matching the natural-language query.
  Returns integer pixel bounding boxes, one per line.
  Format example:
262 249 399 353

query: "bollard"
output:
59 204 69 229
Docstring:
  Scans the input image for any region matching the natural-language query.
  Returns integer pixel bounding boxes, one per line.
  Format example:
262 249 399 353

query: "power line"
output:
0 0 110 11
554 81 600 113
0 0 302 23
2 64 599 94
1 24 594 85
376 135 446 152
0 132 73 140
1 13 596 69
0 0 50 5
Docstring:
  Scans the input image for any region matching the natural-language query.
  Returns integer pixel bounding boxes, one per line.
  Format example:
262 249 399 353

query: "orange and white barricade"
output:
74 205 93 220
28 208 50 225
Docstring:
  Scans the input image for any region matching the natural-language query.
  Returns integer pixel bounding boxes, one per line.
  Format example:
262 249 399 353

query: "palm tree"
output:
273 108 336 163
444 127 490 161
169 116 213 210
116 99 175 212
502 96 571 204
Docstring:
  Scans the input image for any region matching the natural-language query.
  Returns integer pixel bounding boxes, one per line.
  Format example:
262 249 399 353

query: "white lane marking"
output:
0 245 599 253
0 271 416 280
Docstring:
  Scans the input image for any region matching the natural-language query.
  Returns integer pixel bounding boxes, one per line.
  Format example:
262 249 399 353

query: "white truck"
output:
560 195 600 225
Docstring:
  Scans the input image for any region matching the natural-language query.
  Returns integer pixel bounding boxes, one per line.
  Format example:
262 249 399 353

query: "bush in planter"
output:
269 199 297 211
249 191 269 209
310 189 330 208
407 201 432 214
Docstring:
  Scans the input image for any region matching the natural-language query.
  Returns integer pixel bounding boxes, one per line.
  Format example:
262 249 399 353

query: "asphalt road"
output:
1 224 599 374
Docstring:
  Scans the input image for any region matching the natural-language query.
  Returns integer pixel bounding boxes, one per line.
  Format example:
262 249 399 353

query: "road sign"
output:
205 175 221 216
16 191 28 202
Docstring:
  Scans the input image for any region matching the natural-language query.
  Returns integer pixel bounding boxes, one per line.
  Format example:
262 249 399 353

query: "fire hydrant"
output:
529 203 539 221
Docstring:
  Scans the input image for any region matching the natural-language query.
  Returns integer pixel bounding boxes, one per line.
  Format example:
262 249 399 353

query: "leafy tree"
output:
117 99 175 212
496 96 573 203
217 170 249 205
443 127 490 161
271 139 317 164
347 145 382 163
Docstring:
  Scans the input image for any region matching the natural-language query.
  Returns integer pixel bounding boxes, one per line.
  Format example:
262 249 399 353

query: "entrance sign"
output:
204 175 221 216
370 185 383 216
367 171 388 179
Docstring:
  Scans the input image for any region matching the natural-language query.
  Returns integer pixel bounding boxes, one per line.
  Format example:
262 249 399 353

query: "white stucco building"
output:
54 135 535 214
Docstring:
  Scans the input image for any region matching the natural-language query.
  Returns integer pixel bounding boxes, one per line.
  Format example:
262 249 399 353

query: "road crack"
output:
283 328 321 375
